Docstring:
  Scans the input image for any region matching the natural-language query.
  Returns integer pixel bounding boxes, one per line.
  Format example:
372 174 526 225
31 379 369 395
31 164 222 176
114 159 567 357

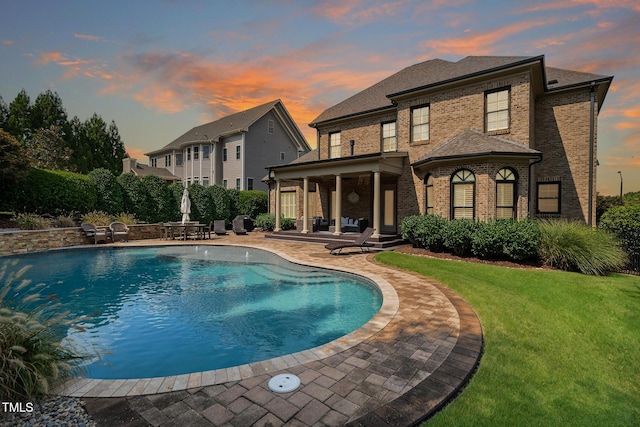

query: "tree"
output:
6 89 31 142
88 168 123 214
0 129 29 209
0 95 8 129
30 90 69 134
23 126 72 170
81 114 126 174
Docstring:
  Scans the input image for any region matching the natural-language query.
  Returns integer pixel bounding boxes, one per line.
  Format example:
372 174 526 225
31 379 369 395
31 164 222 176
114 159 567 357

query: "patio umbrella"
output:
180 188 191 224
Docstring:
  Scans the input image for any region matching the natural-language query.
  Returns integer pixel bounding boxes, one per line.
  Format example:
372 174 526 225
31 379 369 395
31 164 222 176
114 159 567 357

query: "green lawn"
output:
375 252 640 427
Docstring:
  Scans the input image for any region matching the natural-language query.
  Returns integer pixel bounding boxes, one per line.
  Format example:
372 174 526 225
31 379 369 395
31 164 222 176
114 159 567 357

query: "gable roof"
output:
147 99 310 156
310 55 612 126
412 129 541 168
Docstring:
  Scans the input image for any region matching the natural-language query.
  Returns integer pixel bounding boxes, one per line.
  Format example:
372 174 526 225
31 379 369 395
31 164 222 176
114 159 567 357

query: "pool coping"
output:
54 236 483 425
54 241 401 398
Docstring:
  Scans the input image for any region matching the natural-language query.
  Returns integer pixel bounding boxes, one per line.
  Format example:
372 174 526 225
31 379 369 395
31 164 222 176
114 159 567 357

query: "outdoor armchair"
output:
109 221 130 242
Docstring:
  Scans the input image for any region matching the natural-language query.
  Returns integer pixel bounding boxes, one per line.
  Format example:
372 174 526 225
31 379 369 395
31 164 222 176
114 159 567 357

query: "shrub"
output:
19 168 97 214
12 213 50 230
538 219 627 275
442 219 477 256
112 212 137 224
81 210 112 226
471 219 540 261
186 184 212 224
600 205 640 263
0 262 89 401
400 214 447 251
52 213 76 228
254 213 295 231
209 185 231 223
88 168 123 215
143 175 176 223
117 173 149 222
238 190 268 218
227 188 241 221
255 213 276 231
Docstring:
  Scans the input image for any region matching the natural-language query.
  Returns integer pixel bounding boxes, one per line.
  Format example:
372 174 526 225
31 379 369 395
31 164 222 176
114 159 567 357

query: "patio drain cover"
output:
268 374 300 393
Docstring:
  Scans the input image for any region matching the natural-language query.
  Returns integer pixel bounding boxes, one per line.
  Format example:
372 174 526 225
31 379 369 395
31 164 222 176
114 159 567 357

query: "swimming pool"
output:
8 246 382 380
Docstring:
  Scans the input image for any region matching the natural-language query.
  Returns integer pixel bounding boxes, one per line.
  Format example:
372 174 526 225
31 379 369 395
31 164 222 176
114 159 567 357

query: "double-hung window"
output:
424 175 434 215
194 146 199 160
382 121 397 152
329 132 341 159
486 88 510 132
496 168 517 219
411 106 429 143
236 145 241 160
451 169 475 219
537 182 561 214
203 146 210 159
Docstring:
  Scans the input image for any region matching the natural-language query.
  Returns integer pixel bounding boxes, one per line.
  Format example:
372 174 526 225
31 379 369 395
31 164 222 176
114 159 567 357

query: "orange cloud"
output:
125 146 147 161
3 40 13 45
74 33 103 42
36 51 66 65
422 20 549 56
312 0 412 25
523 0 640 13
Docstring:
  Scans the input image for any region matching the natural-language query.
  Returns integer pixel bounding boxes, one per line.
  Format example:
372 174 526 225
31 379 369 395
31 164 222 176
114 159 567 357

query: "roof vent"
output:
547 79 558 85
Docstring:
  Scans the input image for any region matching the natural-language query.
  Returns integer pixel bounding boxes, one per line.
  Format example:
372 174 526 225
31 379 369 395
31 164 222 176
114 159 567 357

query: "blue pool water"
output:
7 246 382 379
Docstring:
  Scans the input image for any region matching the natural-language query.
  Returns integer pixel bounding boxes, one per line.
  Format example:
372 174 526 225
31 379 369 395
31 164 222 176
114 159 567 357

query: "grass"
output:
374 251 640 427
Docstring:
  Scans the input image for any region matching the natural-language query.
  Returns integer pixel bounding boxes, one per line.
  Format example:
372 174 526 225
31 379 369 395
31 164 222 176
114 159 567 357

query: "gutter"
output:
588 81 596 226
528 156 543 218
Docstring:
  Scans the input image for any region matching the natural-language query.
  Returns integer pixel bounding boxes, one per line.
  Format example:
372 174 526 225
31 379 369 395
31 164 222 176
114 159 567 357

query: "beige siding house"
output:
267 56 612 237
146 100 311 192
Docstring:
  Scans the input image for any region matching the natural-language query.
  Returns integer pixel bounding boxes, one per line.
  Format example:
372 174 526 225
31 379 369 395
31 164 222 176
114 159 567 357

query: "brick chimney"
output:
123 158 137 173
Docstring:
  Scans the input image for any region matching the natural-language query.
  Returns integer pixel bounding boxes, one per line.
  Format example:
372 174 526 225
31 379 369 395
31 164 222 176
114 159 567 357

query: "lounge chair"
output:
81 222 108 244
232 218 247 235
109 221 130 242
213 220 228 236
325 227 375 255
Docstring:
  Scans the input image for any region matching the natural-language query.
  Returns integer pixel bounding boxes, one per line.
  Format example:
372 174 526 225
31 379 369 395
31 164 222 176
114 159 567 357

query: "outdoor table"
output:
164 223 209 240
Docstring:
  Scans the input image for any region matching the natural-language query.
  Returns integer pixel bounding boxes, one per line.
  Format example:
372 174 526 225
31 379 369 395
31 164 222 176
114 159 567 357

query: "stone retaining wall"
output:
0 224 163 257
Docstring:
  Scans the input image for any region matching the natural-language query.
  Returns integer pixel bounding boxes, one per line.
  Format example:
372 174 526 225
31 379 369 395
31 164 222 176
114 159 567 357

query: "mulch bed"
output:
392 244 548 270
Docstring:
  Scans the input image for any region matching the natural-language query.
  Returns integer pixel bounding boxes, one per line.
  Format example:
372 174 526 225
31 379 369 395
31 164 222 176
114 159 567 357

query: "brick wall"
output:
534 88 596 223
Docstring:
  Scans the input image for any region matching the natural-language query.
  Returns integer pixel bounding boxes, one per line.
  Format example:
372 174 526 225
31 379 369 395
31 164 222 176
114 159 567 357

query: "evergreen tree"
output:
0 95 8 130
6 89 31 142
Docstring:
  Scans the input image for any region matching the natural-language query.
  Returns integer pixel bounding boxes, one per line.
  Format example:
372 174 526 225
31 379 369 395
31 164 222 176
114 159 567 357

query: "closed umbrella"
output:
180 188 191 224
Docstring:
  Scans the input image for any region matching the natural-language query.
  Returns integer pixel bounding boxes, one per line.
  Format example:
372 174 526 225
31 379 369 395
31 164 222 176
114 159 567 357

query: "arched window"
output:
451 169 475 219
424 174 434 215
496 168 517 219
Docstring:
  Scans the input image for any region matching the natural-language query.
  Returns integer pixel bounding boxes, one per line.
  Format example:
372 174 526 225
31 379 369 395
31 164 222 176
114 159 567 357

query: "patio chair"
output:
81 222 109 244
109 221 130 242
232 218 247 235
213 220 228 236
325 227 375 255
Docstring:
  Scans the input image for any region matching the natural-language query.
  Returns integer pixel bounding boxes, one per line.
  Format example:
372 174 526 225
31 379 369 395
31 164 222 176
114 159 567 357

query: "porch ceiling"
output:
270 151 407 181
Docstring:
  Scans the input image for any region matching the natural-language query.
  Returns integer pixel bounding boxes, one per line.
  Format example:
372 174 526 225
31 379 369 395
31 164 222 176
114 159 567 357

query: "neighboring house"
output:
122 157 179 183
267 55 613 237
146 99 310 192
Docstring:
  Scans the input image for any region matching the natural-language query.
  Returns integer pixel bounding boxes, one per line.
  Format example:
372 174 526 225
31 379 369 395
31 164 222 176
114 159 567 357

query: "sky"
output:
1 0 639 195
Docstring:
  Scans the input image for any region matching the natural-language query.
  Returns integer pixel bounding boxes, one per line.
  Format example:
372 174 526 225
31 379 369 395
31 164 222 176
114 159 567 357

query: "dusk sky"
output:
1 0 638 194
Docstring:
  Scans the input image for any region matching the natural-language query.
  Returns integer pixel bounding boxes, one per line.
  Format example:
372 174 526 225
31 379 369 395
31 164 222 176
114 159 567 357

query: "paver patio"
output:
71 233 482 426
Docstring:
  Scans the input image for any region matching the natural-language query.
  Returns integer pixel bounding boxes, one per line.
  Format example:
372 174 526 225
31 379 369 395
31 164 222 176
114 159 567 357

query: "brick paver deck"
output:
69 233 482 426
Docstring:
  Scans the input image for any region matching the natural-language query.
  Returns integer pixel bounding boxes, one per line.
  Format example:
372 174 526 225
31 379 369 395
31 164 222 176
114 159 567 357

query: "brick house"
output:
267 56 613 237
146 100 310 192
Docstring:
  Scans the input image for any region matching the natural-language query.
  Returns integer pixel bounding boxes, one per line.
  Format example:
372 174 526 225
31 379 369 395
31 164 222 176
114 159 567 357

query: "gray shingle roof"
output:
412 129 541 167
147 100 283 155
310 55 611 126
131 163 179 181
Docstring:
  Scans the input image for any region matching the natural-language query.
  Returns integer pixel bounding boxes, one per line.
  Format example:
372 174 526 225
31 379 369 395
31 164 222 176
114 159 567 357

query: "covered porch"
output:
267 152 408 239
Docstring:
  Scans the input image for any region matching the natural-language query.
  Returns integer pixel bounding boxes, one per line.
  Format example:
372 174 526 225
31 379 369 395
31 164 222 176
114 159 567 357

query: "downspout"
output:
528 156 543 218
588 82 596 226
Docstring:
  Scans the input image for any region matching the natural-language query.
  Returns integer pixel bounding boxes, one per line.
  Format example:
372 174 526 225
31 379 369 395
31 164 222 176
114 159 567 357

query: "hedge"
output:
88 168 123 215
19 168 97 214
600 205 640 270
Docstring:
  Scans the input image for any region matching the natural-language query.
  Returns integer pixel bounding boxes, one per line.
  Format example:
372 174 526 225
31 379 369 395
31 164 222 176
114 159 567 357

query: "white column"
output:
274 180 282 232
334 174 342 235
302 177 309 234
372 171 381 238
